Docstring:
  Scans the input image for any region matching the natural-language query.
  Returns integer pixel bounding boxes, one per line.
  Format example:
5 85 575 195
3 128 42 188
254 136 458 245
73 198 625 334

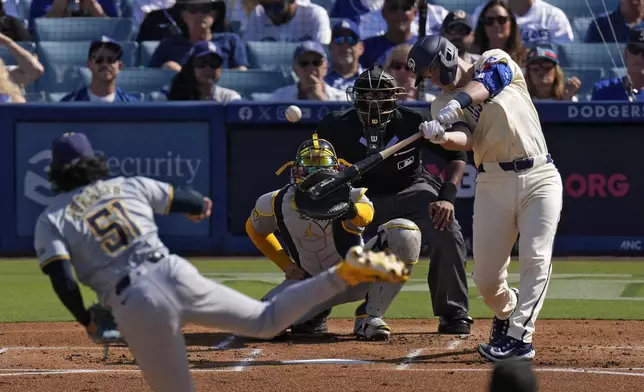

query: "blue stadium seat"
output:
37 65 86 93
37 41 138 67
246 41 302 70
139 41 161 66
230 20 242 34
611 67 627 78
18 0 32 20
557 43 626 72
33 17 135 41
218 70 294 99
47 92 68 102
120 0 135 18
311 0 336 12
546 0 618 18
572 17 593 41
563 67 605 100
79 67 177 93
0 42 36 65
25 92 47 102
251 92 273 101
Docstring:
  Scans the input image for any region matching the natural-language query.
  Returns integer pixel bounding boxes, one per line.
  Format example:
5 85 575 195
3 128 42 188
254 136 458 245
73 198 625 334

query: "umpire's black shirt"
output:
315 106 467 196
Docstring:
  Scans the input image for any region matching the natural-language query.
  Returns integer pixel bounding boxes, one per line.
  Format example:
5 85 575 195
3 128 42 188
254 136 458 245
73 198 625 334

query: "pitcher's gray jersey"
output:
34 176 173 298
250 186 372 275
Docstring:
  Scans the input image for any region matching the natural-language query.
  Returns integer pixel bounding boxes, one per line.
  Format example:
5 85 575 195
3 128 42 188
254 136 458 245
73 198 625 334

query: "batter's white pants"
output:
472 163 563 343
103 254 349 392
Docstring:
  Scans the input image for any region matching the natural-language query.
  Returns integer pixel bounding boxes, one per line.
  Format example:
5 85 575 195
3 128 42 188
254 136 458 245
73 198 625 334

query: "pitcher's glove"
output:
294 170 356 221
86 304 124 344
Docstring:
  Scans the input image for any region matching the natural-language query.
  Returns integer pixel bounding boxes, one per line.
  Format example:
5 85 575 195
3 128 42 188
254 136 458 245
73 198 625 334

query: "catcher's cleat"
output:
354 316 391 341
336 246 409 286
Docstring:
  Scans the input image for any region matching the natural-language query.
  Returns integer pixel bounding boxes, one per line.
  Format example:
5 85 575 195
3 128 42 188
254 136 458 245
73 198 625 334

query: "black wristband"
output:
437 182 458 204
454 91 473 109
342 202 358 220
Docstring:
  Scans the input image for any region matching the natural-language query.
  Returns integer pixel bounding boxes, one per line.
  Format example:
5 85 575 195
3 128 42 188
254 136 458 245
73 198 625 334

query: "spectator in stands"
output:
243 0 332 44
131 0 176 26
148 0 248 71
0 32 44 89
472 0 574 45
440 10 480 64
137 0 233 42
324 19 364 92
586 0 644 43
330 0 381 25
383 43 434 102
165 40 241 101
525 45 581 101
360 0 418 69
30 0 119 19
473 0 527 66
270 41 345 101
358 0 447 40
0 58 25 102
0 2 32 41
592 26 644 101
225 0 259 33
60 38 138 102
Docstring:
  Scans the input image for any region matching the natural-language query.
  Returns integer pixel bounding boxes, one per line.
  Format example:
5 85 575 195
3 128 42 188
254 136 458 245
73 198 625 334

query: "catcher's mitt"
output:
294 169 355 221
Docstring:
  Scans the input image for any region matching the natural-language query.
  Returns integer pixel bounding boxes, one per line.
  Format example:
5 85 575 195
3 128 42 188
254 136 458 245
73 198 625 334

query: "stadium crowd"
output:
0 0 640 103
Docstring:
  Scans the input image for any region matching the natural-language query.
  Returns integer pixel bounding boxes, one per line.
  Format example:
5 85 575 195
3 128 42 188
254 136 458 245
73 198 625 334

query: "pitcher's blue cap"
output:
51 132 96 167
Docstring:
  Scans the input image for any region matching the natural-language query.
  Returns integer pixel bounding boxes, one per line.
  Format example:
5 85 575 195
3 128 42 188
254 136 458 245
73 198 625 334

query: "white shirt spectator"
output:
269 83 346 101
133 0 175 25
472 0 574 44
226 0 312 33
88 90 116 103
243 1 332 44
359 4 449 40
3 0 19 18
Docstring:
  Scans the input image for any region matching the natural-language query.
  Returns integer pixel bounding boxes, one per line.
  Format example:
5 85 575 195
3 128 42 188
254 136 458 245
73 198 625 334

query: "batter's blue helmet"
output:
407 35 459 87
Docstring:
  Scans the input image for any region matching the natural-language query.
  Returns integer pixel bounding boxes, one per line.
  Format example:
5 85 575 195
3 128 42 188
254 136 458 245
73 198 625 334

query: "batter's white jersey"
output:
250 185 371 275
472 0 574 44
34 176 172 299
431 49 549 167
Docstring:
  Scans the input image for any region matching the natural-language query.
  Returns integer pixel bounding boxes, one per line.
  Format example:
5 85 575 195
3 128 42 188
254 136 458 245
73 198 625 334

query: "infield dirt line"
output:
232 348 262 371
395 348 424 370
211 334 236 350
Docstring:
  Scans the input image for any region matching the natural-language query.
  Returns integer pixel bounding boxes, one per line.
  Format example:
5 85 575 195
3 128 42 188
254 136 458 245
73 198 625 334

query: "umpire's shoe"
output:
438 315 474 335
291 309 331 335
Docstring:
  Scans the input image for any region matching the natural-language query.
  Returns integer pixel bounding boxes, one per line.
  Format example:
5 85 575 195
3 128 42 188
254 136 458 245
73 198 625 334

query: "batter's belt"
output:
477 154 553 174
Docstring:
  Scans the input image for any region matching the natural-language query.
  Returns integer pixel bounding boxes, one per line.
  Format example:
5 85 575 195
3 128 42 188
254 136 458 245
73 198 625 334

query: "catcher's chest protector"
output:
273 186 344 276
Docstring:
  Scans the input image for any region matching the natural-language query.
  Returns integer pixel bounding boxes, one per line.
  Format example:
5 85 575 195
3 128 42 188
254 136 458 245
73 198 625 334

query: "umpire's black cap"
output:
489 359 538 392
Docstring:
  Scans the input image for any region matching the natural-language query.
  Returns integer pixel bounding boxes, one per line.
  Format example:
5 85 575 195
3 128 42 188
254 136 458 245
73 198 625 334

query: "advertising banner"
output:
15 121 211 238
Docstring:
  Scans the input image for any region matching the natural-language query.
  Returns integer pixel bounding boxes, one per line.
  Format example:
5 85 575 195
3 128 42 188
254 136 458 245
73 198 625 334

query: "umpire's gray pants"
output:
365 177 469 319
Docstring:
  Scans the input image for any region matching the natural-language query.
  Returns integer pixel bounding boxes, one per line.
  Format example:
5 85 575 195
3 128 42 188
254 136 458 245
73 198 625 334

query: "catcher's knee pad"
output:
372 218 421 265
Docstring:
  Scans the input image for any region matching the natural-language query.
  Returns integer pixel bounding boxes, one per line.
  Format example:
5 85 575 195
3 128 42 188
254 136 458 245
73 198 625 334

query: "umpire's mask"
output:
347 66 405 155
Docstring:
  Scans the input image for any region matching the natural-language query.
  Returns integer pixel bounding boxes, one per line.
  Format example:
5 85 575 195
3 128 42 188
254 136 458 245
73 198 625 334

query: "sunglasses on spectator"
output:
627 44 644 56
389 60 413 71
527 61 555 71
185 4 213 14
333 35 358 46
92 55 119 64
194 55 222 69
298 59 323 68
482 15 509 26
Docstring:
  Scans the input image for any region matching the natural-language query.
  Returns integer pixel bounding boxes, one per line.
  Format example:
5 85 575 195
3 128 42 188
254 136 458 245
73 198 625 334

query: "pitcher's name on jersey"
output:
66 182 122 221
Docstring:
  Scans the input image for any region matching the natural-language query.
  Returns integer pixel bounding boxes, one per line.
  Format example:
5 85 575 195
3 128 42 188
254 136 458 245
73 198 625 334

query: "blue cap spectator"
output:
164 40 242 102
30 0 119 19
324 19 365 92
148 0 248 72
269 40 345 101
586 0 644 43
441 10 480 64
60 37 139 102
525 45 581 102
592 26 644 101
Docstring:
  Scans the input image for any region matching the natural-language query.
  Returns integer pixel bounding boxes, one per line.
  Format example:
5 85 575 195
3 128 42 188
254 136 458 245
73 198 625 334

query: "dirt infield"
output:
2 319 644 392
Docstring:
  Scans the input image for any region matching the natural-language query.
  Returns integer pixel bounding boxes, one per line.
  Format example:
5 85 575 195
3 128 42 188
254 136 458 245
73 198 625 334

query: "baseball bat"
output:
307 109 464 200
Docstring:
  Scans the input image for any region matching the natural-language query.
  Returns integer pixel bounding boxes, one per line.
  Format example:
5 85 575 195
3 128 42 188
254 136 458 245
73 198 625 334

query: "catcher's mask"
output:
347 66 405 154
275 134 351 184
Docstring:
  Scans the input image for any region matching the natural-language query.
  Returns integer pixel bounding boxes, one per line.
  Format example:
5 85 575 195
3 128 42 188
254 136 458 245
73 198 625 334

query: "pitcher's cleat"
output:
354 316 391 341
336 246 409 285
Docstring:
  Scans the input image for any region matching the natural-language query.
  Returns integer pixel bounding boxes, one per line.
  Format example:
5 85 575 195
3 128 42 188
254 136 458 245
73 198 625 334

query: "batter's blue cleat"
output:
478 336 536 362
489 288 519 344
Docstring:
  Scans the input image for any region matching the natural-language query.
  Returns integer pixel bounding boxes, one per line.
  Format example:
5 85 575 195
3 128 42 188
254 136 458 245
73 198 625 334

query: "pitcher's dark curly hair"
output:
48 156 110 194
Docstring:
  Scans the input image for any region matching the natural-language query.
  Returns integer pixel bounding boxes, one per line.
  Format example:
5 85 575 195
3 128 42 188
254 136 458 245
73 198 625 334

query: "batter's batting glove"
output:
436 100 462 126
419 120 448 144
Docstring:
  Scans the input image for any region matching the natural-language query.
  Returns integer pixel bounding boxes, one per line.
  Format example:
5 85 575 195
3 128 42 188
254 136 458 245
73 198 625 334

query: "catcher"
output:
246 135 421 340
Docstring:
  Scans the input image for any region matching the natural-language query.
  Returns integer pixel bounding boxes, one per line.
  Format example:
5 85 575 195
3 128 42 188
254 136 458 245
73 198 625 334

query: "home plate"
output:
280 359 376 365
0 349 7 355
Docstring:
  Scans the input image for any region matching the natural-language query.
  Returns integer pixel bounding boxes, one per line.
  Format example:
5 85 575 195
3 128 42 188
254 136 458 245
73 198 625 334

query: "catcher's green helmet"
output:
291 134 340 184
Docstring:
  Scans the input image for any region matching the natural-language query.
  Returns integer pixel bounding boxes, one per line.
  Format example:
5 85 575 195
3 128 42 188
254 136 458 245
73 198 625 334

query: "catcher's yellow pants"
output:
472 164 562 343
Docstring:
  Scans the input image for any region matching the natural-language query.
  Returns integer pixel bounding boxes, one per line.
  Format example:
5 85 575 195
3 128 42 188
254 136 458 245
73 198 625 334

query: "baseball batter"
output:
34 132 410 392
247 136 421 340
407 36 563 361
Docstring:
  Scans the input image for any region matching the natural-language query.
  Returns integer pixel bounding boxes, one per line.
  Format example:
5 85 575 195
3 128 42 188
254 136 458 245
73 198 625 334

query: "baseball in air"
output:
285 105 302 122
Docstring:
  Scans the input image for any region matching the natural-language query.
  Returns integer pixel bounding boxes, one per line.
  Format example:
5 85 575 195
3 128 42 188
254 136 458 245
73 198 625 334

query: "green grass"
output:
2 258 644 323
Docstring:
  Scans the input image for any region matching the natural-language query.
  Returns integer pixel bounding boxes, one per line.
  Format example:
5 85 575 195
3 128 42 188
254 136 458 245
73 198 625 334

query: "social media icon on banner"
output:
238 106 253 121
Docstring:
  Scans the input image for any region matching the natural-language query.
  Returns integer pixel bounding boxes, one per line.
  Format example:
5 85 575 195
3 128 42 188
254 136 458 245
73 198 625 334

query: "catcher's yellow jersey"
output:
432 49 549 167
250 186 371 275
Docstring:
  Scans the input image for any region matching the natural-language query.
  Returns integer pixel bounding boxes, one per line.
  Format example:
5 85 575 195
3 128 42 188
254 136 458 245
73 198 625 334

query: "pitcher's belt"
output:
115 252 166 296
